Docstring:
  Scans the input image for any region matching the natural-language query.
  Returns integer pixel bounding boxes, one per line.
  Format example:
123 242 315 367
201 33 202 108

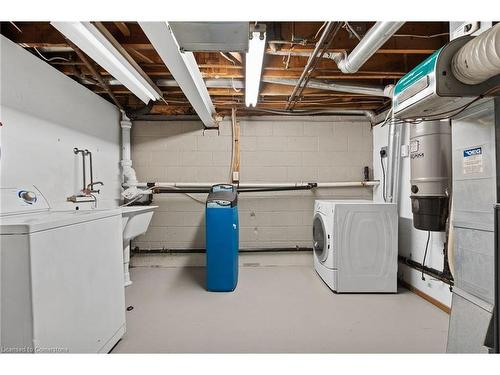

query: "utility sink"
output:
121 205 158 286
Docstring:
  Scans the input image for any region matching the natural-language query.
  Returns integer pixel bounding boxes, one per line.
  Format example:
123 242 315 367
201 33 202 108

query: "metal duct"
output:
262 77 390 97
452 23 500 85
336 22 405 74
385 117 404 203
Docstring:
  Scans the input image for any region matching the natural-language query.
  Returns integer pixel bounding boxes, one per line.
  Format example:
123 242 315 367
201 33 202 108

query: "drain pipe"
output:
336 22 404 74
120 111 141 199
136 181 379 189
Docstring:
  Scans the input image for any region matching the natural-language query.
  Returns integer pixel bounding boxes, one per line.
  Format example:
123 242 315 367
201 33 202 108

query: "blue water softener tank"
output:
205 184 239 292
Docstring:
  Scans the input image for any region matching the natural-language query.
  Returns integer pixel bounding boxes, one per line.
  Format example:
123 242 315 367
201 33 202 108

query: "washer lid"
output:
313 213 328 263
0 209 122 235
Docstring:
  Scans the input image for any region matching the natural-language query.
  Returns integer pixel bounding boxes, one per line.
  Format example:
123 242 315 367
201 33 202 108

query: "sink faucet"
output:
87 181 104 194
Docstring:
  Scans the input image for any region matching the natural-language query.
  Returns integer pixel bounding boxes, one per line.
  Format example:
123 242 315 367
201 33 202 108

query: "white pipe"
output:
452 23 500 85
336 22 405 74
136 181 379 188
120 112 136 184
262 77 391 97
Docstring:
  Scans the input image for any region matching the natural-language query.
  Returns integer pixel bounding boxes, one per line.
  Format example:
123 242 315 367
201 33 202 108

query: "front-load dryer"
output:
313 200 398 293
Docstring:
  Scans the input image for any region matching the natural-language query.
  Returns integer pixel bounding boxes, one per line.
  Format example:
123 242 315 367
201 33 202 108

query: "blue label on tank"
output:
463 147 482 157
212 185 234 192
207 201 231 208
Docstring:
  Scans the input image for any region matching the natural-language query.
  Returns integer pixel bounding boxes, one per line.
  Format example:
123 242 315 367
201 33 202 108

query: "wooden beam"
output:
127 47 155 64
113 22 130 37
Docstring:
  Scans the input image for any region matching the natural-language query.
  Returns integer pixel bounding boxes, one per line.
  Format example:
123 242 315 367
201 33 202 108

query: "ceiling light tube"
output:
51 22 161 104
245 30 266 107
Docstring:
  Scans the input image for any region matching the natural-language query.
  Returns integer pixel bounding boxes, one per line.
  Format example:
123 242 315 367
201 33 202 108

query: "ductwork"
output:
385 118 405 204
336 22 405 74
452 22 500 85
263 77 392 98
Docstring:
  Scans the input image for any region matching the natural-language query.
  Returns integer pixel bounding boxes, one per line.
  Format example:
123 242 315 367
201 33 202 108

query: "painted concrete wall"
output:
372 122 452 308
131 117 374 250
0 35 121 209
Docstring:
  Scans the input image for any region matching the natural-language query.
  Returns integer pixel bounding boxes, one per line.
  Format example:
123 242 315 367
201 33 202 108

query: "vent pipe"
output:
452 23 500 85
336 22 405 74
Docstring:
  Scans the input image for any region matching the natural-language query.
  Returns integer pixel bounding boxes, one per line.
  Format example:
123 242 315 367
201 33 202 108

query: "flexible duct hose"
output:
452 23 500 85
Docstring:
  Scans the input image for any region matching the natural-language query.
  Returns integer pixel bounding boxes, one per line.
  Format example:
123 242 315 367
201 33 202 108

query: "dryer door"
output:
313 214 328 263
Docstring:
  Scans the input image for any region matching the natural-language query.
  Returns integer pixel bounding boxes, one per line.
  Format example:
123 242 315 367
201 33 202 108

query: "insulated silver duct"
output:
262 77 391 97
452 23 500 85
336 22 405 74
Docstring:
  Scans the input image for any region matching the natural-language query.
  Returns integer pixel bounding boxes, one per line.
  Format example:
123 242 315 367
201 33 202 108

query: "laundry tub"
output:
205 184 239 292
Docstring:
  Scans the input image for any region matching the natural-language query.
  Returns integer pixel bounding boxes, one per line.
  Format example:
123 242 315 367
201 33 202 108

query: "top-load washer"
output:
313 200 398 293
0 187 126 353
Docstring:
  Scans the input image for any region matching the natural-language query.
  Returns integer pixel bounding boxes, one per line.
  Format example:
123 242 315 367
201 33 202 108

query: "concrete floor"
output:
112 266 449 353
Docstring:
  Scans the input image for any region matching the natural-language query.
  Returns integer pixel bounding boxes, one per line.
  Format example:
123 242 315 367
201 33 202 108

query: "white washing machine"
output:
0 187 126 353
312 200 398 293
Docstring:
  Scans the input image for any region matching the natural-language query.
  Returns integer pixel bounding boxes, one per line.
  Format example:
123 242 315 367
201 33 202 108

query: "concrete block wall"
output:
131 116 374 250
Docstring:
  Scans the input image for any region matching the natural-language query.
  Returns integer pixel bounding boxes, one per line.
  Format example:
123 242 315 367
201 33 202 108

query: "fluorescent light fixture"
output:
245 31 266 107
51 22 161 104
139 22 217 127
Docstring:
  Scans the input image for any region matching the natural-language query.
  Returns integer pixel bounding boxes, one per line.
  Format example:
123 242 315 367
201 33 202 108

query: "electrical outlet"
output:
380 146 388 158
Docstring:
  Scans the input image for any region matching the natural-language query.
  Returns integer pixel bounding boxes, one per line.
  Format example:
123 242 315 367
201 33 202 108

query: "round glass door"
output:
313 214 328 262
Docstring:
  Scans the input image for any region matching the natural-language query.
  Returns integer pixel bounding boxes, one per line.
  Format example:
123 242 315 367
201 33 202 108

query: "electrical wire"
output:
119 187 155 207
153 186 206 204
9 22 22 33
343 22 362 41
314 22 328 40
380 108 394 127
33 185 51 210
33 47 70 62
421 231 431 281
393 32 449 39
380 153 387 202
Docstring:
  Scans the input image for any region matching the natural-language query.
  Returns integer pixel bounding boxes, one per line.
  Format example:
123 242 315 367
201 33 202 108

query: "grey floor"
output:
112 266 449 353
